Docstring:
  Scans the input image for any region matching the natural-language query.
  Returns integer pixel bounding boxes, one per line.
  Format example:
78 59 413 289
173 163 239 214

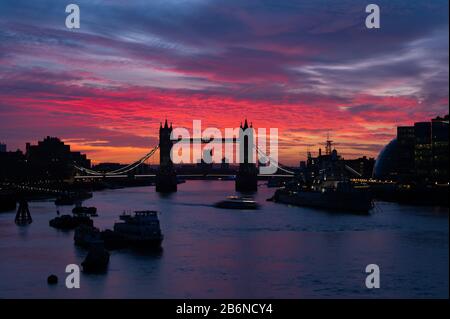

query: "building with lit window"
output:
25 136 91 180
373 115 448 184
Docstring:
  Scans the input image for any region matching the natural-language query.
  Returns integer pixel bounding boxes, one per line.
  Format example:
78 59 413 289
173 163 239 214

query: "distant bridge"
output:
73 174 295 179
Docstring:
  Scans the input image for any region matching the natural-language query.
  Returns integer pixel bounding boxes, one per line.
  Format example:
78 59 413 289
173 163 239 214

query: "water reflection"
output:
0 181 448 298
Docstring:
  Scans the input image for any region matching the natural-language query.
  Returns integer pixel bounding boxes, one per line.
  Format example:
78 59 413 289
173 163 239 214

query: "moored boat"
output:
100 229 127 250
272 137 374 214
81 243 110 273
49 214 93 230
113 210 164 248
273 181 373 213
74 224 102 247
72 206 98 216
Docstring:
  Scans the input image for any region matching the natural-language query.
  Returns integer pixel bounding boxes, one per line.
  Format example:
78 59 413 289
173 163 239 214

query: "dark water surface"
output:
0 181 448 298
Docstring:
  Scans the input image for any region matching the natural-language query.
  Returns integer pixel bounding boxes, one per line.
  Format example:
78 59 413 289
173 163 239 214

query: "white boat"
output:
215 196 260 210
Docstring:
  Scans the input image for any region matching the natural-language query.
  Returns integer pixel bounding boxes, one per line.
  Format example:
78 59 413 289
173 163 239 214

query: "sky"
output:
0 0 448 165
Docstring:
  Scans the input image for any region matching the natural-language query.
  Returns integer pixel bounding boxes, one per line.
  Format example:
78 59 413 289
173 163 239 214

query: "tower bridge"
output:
156 119 258 192
74 119 295 193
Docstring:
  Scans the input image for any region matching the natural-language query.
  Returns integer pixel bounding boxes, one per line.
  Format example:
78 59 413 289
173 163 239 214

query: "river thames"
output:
0 181 448 298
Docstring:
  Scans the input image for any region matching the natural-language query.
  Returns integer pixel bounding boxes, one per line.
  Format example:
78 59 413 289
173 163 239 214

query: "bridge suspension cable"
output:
344 164 362 177
254 144 296 175
73 145 159 176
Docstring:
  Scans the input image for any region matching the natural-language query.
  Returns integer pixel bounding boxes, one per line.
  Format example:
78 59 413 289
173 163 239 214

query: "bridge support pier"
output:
15 199 32 225
155 170 177 193
236 169 258 193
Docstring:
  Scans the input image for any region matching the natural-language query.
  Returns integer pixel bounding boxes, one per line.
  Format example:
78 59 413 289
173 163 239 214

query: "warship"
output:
273 180 373 213
272 138 373 213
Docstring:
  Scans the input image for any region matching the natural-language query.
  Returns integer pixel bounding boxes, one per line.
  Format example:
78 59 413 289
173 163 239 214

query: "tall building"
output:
431 116 449 183
0 143 6 153
396 126 415 181
26 136 91 180
0 149 27 181
414 122 433 182
374 115 449 184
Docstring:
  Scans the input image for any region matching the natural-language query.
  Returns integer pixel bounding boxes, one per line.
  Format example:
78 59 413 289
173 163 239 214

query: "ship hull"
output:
274 189 373 213
112 226 164 249
81 247 110 273
111 233 164 249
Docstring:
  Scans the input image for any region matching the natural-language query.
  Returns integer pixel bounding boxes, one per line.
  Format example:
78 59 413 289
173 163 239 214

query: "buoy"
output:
47 274 58 285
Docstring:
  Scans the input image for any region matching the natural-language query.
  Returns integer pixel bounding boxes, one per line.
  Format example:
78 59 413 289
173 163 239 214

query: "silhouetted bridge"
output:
73 119 296 193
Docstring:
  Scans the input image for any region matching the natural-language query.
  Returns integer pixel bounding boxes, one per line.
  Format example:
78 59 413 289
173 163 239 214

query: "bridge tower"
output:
155 119 177 192
235 119 258 192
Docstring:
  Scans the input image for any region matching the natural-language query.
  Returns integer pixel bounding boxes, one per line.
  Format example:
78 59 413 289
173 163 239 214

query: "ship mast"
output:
325 132 333 156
